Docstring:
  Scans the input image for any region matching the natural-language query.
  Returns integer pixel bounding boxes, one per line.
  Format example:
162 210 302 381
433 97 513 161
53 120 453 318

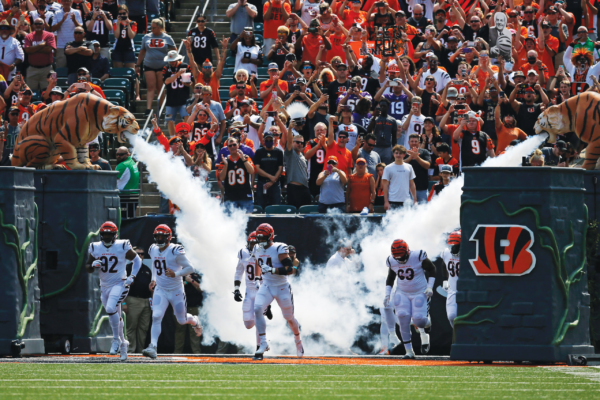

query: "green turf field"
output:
0 364 599 398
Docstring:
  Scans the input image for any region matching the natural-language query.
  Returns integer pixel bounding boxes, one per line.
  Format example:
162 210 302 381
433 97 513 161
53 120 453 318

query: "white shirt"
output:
441 247 459 293
149 243 189 291
0 36 24 80
233 114 262 149
326 251 350 269
235 42 260 75
419 68 451 92
386 250 428 294
235 246 260 288
408 0 435 21
338 123 359 149
399 114 425 148
88 239 132 287
382 162 415 202
301 0 321 26
253 242 289 286
51 8 84 48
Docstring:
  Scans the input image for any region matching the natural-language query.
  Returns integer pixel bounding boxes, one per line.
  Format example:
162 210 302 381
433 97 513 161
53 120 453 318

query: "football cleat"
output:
420 331 430 355
193 318 203 337
378 347 389 355
403 348 416 359
109 338 121 355
425 315 432 334
120 340 129 361
264 305 273 320
253 341 270 360
142 344 157 359
296 339 304 357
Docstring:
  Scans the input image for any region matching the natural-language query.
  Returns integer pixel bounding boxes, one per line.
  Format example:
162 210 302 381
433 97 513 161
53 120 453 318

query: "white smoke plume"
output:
130 132 546 355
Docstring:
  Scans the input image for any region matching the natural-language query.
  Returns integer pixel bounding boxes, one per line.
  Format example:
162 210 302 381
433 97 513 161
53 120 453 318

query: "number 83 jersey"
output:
88 239 132 287
149 243 187 291
386 250 428 294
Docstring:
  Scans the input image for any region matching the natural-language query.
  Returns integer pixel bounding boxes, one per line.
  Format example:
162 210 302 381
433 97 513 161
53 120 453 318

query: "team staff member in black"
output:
187 14 220 65
326 62 350 115
253 131 284 209
219 137 255 214
163 51 193 137
452 111 495 170
85 0 113 59
508 84 548 136
124 247 153 354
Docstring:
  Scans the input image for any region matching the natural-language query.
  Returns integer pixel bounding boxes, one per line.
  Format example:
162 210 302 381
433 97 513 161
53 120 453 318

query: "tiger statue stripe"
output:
534 92 600 170
11 94 139 170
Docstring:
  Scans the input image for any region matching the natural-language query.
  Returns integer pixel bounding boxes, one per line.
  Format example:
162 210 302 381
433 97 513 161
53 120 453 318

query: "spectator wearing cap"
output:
260 63 289 112
326 114 354 177
50 0 84 69
84 0 113 60
225 84 259 119
435 86 469 125
70 67 105 98
264 0 291 52
89 40 110 82
0 106 20 166
24 17 55 92
346 156 375 213
382 144 416 210
326 61 350 115
297 19 332 67
115 146 140 191
495 95 527 154
427 164 452 201
431 142 458 181
47 86 65 103
284 77 317 109
219 137 255 213
316 155 348 213
231 99 262 148
253 129 284 208
451 2 489 43
542 140 567 167
366 98 398 164
89 142 111 170
439 36 461 75
351 132 380 175
452 111 495 170
508 80 548 136
226 0 258 43
217 124 256 163
11 85 45 123
163 50 193 136
404 133 431 203
230 28 263 76
64 27 93 85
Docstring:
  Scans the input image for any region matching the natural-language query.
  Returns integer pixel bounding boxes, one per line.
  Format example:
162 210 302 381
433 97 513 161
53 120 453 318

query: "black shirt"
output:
460 130 492 167
184 274 203 307
461 24 489 43
350 66 381 98
126 263 152 298
85 10 113 47
91 157 112 170
326 80 350 114
224 157 254 201
162 63 192 107
253 147 284 182
113 20 136 52
187 27 219 64
407 17 433 33
405 148 431 191
65 40 93 74
516 103 542 136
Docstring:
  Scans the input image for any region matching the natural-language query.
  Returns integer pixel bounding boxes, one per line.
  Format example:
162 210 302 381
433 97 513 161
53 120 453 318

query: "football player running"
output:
234 231 273 350
252 223 303 360
86 221 142 361
385 239 436 359
441 230 460 328
142 225 203 359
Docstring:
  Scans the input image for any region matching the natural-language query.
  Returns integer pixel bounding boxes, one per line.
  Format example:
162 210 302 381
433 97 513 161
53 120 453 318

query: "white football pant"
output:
101 282 129 341
379 306 398 349
394 291 430 351
447 291 457 328
150 286 197 347
243 287 260 345
254 283 300 342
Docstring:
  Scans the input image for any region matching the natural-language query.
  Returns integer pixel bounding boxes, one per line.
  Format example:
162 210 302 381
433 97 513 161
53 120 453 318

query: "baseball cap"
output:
440 164 453 174
88 142 100 151
447 87 459 98
508 10 518 17
447 36 458 42
555 140 568 150
8 105 19 113
466 111 478 119
327 155 338 164
230 121 246 130
288 245 297 253
525 36 536 42
336 62 348 69
296 77 307 84
90 40 100 46
541 21 551 28
548 5 557 13
513 70 525 77
527 69 538 76
524 86 536 93
268 62 279 71
77 67 90 74
175 122 191 133
411 97 422 104
435 8 446 15
49 86 64 95
239 99 250 105
387 63 399 72
301 60 315 69
356 157 367 164
395 10 406 17
424 116 435 124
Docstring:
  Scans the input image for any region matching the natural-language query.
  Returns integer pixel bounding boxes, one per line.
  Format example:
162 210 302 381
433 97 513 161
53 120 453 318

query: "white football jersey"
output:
253 242 289 286
338 123 359 149
441 248 459 293
0 37 24 80
149 243 187 291
88 239 132 287
386 250 428 294
399 114 425 148
236 247 261 287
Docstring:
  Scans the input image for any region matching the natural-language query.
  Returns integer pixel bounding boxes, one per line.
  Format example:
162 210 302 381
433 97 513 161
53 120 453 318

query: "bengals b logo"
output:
149 39 165 48
469 225 536 276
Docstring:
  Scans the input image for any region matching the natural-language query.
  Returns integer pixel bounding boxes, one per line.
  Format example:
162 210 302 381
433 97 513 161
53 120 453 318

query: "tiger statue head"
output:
534 105 562 144
101 106 139 143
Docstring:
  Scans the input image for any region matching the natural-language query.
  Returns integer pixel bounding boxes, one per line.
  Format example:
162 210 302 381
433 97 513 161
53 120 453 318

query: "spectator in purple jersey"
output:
373 78 413 122
352 97 372 128
336 76 372 112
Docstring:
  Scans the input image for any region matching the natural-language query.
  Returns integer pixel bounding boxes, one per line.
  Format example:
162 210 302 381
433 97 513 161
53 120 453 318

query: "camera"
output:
244 52 251 59
376 1 385 6
285 53 296 62
467 41 475 47
308 26 317 34
266 111 277 117
389 80 399 87
350 82 357 89
454 105 465 110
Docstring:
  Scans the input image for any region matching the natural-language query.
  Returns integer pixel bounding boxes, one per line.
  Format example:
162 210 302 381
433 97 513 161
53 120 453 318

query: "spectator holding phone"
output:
297 20 332 66
264 0 291 52
326 115 354 178
260 62 289 112
85 0 113 59
230 28 263 76
317 155 348 213
495 96 527 154
111 5 137 70
24 17 55 92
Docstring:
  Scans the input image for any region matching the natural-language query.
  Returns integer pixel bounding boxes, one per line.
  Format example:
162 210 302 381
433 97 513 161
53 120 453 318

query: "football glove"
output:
443 280 449 291
424 287 433 298
261 266 275 275
383 295 390 307
125 276 135 287
233 289 243 302
92 260 103 268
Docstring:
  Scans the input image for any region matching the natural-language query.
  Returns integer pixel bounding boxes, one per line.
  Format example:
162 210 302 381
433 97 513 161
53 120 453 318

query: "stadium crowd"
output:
0 0 598 215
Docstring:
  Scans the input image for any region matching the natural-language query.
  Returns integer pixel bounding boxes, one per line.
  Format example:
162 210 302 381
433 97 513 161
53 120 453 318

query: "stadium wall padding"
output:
0 168 45 356
35 171 121 353
452 167 595 362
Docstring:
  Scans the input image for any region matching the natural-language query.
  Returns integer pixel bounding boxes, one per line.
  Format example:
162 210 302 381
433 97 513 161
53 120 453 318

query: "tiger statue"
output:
11 94 139 169
534 92 600 170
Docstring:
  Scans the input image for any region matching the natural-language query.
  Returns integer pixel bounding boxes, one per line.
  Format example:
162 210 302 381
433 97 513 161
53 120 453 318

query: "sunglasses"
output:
425 78 435 82
227 144 238 148
365 142 375 147
470 20 480 23
197 20 206 23
89 148 99 152
34 22 43 25
203 66 212 69
357 162 366 166
303 66 312 70
119 13 127 16
9 112 19 116
194 86 203 90
456 97 466 101
338 136 348 140
525 11 534 14
293 141 304 145
74 31 84 34
116 152 128 156
327 161 337 165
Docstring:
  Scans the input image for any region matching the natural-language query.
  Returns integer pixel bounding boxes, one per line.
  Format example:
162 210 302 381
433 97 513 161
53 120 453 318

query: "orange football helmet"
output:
447 230 461 246
99 221 118 245
154 224 172 245
391 239 409 262
255 223 274 244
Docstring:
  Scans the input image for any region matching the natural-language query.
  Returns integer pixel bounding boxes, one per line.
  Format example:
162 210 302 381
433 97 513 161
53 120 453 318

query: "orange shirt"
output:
520 61 549 82
537 36 558 76
326 33 347 63
364 0 400 12
475 65 499 90
228 84 254 98
496 124 527 154
18 102 45 124
341 10 367 29
324 141 353 177
259 79 288 111
263 2 292 40
197 73 220 103
0 10 27 28
301 33 325 64
347 172 373 212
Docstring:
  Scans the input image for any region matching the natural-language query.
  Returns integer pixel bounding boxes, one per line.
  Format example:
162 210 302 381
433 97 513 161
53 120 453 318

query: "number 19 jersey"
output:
440 248 459 293
148 243 186 291
386 250 428 294
254 242 289 286
88 239 132 288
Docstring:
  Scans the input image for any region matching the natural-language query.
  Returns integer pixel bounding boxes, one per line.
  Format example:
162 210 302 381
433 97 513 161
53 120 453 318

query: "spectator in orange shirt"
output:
346 157 375 213
494 97 527 154
297 20 332 65
325 115 353 177
337 0 368 30
263 0 291 53
259 62 289 111
519 49 549 83
536 20 559 76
